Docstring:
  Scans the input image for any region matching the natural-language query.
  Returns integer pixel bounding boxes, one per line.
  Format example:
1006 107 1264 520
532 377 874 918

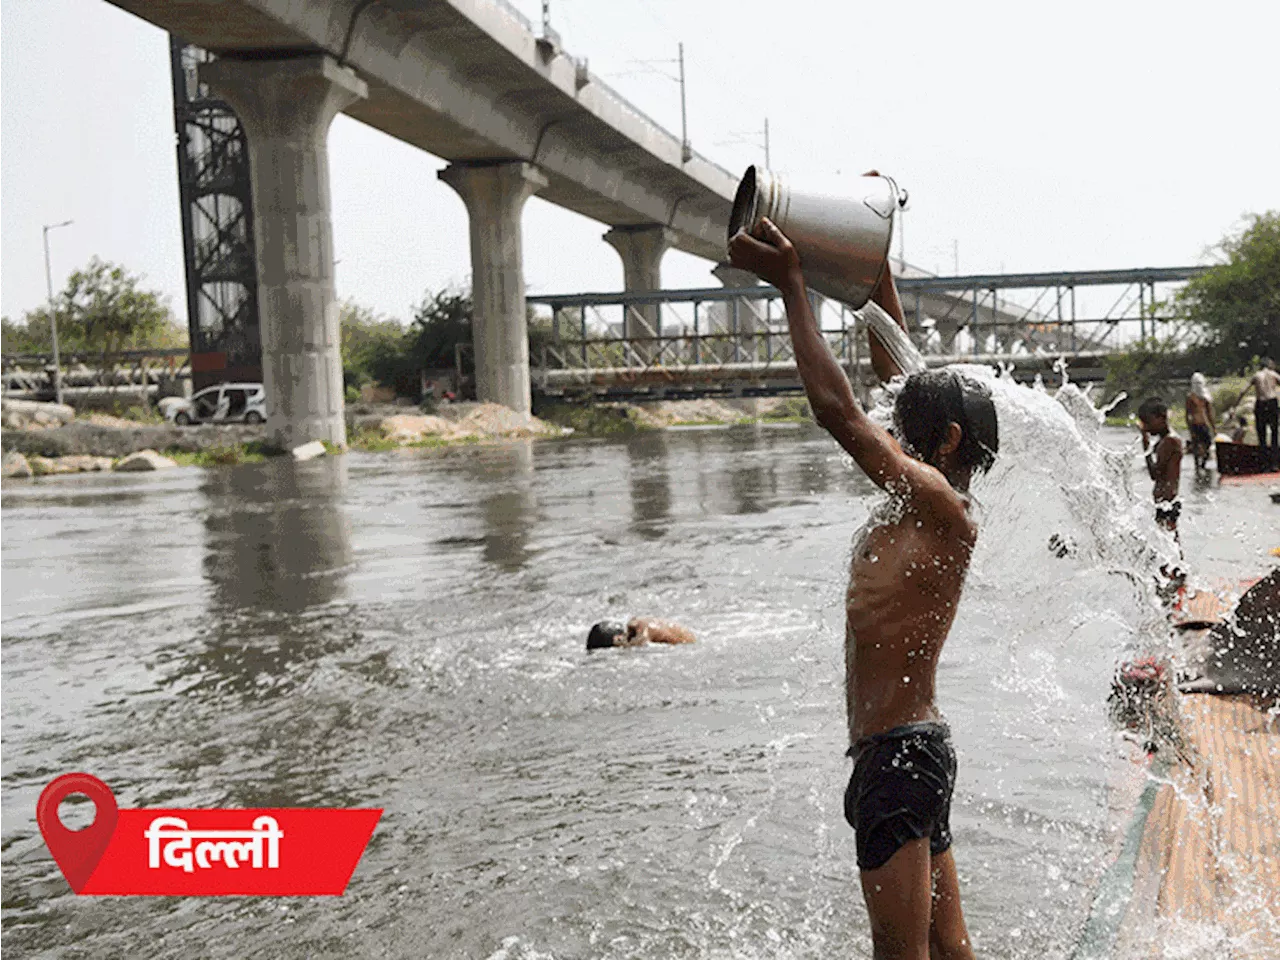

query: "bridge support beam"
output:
440 162 548 418
605 226 674 363
200 55 366 450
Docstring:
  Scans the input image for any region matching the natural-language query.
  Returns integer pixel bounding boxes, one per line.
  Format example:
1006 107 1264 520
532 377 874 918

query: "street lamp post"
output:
42 219 74 405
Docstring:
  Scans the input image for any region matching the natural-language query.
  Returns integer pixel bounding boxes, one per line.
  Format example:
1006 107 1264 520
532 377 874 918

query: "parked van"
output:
162 382 266 426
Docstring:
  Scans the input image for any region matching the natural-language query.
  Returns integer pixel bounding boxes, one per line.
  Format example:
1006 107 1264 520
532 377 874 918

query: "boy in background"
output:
1185 373 1214 473
1137 397 1183 538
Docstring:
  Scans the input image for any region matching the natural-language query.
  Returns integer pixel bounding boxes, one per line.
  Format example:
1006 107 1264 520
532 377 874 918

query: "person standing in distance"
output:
1239 358 1279 450
1185 373 1215 474
1137 398 1183 538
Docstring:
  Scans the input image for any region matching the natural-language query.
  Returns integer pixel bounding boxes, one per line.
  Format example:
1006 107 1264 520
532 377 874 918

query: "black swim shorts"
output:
844 721 957 871
1189 423 1211 446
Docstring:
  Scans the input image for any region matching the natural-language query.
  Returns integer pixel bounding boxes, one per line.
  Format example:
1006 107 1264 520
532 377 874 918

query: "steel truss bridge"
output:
2 348 192 404
529 266 1208 402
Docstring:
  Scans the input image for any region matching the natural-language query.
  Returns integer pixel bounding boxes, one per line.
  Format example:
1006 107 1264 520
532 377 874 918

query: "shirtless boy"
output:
730 215 997 960
1136 397 1183 537
1185 374 1214 473
1239 358 1279 449
586 618 696 650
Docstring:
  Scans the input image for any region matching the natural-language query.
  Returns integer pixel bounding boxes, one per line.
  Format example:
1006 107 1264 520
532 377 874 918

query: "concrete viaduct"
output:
107 0 744 448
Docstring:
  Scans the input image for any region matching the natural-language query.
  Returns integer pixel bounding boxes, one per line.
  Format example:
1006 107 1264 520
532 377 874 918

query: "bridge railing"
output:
530 265 1207 381
536 327 858 376
531 285 856 369
2 348 192 401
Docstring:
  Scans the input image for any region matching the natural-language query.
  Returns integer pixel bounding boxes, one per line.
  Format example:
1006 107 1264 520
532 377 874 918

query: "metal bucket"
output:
728 165 905 308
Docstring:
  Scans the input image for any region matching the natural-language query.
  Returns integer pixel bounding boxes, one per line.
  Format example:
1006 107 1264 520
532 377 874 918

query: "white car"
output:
163 382 266 426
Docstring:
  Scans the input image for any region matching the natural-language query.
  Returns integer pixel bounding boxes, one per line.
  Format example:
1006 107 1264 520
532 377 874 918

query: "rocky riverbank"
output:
1 397 812 480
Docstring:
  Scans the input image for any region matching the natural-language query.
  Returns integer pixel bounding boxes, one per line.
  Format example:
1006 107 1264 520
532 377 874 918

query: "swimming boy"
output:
1136 397 1183 537
586 618 696 650
1185 374 1214 473
730 215 996 960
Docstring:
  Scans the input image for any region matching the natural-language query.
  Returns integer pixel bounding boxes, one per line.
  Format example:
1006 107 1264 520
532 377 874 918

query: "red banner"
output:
38 773 380 896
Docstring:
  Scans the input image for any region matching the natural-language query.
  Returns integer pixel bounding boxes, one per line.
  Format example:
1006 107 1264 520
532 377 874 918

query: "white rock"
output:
0 399 75 429
291 440 327 461
380 414 455 442
1 451 32 478
29 456 74 476
113 449 177 472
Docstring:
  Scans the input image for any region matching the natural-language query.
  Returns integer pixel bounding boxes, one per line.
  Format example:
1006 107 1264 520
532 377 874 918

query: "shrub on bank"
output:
164 442 272 467
1211 376 1253 420
759 395 814 421
537 403 648 436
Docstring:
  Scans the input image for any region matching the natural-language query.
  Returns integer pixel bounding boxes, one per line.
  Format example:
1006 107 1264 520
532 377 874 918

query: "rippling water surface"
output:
1 424 1272 959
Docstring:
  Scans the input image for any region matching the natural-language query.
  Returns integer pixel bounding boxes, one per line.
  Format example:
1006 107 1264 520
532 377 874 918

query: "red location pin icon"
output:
37 773 119 893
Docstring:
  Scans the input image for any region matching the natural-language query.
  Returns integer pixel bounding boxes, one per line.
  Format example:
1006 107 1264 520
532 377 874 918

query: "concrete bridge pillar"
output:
712 262 763 363
440 162 548 418
604 226 674 363
200 55 366 450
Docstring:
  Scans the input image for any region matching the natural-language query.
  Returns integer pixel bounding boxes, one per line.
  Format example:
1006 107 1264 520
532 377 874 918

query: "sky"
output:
3 0 1279 327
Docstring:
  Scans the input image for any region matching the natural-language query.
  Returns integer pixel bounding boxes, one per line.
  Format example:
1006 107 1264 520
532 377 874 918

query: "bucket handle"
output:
864 175 909 220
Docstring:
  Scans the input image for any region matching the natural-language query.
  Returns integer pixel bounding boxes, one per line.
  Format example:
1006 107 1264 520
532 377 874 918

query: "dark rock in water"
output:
1179 570 1280 695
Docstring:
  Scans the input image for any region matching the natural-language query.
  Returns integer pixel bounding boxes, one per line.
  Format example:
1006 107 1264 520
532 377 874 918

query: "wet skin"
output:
1185 392 1212 429
846 495 975 740
1185 392 1213 470
625 617 696 645
1139 412 1182 528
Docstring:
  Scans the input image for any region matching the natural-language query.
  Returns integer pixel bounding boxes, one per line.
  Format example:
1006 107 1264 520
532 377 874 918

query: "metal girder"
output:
529 266 1208 310
895 266 1208 292
170 36 262 389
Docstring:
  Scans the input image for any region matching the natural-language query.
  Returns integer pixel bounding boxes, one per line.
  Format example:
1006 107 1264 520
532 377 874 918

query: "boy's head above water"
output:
1137 397 1169 433
892 370 999 484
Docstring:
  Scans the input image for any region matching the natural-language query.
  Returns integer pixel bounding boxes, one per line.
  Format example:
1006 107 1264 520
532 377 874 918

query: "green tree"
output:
1179 211 1280 371
63 258 177 355
1 258 182 357
406 288 473 373
335 287 556 401
1102 332 1195 415
339 299 405 389
0 317 34 355
363 288 473 398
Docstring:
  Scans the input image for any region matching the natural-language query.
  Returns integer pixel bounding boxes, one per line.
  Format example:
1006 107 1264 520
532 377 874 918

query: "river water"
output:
1 423 1273 959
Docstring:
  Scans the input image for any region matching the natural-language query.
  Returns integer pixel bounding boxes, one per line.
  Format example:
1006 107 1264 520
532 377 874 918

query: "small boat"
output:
1075 574 1280 958
1213 439 1280 476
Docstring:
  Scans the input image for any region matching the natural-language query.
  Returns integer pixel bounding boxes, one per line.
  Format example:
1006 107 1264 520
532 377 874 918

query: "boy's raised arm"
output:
728 219 929 495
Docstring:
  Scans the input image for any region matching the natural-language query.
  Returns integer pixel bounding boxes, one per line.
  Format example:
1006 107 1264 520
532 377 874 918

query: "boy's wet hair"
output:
587 621 626 650
1137 397 1168 421
893 370 998 475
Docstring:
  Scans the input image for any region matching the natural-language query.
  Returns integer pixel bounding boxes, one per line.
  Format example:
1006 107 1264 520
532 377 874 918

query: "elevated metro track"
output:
106 0 737 260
